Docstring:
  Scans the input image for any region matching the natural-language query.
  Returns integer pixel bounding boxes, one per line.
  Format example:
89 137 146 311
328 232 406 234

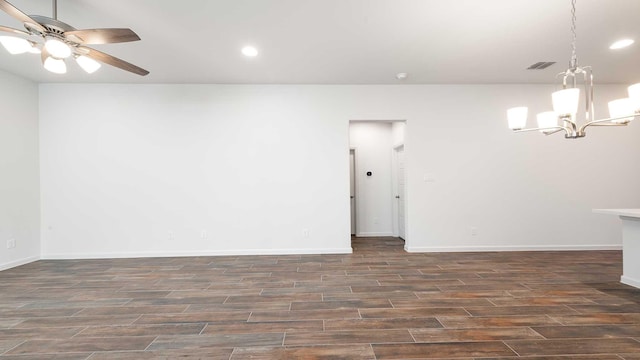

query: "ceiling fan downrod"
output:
52 0 57 20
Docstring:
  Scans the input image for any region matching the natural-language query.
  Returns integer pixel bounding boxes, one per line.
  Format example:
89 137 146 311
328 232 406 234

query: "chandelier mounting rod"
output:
570 0 577 70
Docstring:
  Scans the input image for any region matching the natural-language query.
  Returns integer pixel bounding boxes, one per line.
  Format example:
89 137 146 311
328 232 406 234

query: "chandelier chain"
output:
570 0 577 69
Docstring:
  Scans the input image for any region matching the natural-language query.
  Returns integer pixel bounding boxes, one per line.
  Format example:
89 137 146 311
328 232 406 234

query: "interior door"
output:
396 146 406 239
349 149 356 235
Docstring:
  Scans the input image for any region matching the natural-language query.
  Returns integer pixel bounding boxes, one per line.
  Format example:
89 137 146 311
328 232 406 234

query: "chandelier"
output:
507 0 640 139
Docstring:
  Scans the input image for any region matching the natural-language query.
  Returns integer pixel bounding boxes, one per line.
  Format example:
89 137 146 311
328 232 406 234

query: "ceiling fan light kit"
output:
44 36 70 58
43 55 65 74
76 55 100 73
506 0 638 139
0 0 148 76
0 34 31 53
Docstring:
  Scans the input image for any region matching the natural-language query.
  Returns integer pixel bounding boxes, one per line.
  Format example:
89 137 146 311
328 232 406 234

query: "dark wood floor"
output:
1 237 639 359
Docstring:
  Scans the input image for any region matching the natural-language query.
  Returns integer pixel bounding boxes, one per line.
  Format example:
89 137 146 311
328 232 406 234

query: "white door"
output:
395 146 406 239
349 149 356 235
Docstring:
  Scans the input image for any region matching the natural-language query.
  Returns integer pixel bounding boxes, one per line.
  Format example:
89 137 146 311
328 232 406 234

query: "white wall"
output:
391 121 406 146
38 84 640 259
349 122 394 237
0 70 40 270
39 85 352 257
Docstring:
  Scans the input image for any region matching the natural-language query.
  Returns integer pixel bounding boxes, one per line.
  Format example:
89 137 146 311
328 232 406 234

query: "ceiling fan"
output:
0 0 148 76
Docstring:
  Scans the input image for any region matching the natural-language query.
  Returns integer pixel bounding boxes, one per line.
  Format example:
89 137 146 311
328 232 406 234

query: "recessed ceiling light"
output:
609 39 634 50
396 72 408 80
242 46 258 57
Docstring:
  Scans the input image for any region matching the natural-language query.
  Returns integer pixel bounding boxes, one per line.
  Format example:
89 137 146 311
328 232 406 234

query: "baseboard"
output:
0 256 40 271
404 244 623 253
621 275 640 289
42 247 353 260
356 232 394 237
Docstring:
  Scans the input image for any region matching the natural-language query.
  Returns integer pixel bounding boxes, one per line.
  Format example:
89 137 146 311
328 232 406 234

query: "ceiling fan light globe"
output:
44 56 67 74
27 46 41 54
0 36 31 54
45 37 71 59
76 55 101 74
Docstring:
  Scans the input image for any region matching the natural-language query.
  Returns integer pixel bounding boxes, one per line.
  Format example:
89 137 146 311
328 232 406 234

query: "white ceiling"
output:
0 0 639 84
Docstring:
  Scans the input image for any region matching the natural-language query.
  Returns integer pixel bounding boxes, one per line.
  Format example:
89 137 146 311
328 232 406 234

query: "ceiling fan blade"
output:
0 25 30 36
65 28 141 44
79 46 149 76
0 0 46 33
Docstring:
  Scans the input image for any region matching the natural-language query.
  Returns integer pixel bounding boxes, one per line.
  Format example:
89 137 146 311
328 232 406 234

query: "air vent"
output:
527 62 556 70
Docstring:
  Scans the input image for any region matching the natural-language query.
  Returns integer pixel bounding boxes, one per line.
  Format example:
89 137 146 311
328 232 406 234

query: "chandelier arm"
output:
584 67 594 123
542 128 566 136
561 116 578 130
588 123 629 127
513 126 570 135
579 115 637 132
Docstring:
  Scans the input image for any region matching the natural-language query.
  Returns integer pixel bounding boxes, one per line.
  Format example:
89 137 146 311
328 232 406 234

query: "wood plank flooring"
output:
0 237 639 359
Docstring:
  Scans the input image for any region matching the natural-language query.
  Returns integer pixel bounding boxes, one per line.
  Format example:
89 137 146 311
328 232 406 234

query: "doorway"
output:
348 120 407 245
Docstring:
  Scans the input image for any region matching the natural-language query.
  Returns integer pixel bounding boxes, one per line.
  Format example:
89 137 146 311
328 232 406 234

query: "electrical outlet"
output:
201 230 208 239
6 239 16 249
470 227 478 236
302 229 310 238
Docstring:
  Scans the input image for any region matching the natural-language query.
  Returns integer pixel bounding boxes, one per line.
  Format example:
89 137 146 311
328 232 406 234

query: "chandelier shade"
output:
507 107 528 130
536 111 558 131
551 88 580 117
608 98 635 124
629 83 640 110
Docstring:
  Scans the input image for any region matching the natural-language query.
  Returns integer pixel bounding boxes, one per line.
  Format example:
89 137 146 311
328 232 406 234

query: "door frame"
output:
349 147 357 236
391 144 406 240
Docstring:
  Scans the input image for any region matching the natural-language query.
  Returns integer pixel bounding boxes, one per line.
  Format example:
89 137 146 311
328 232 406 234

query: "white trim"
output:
41 247 353 260
391 146 399 237
404 244 623 252
621 275 640 289
349 147 357 237
0 256 40 271
356 232 394 237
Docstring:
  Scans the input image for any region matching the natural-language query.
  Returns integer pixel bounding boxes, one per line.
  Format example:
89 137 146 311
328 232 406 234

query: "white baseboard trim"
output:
621 275 640 289
0 256 40 271
404 244 623 253
356 232 394 237
42 247 353 260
